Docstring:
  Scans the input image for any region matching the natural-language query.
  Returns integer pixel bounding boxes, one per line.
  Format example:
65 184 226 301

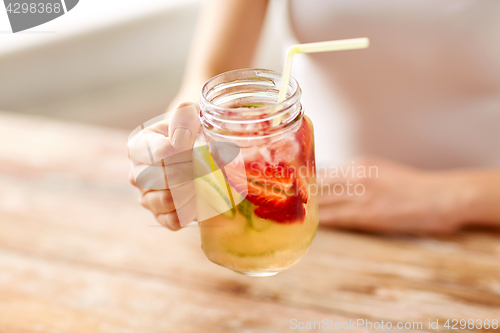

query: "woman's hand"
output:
317 157 466 235
128 102 201 231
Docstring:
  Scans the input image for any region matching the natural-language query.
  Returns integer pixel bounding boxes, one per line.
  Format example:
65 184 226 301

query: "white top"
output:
289 0 500 168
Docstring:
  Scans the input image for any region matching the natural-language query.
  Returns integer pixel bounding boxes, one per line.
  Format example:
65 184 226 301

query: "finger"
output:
319 206 445 235
156 195 197 230
318 205 386 232
316 181 359 206
128 131 155 165
129 169 137 187
128 129 177 165
157 212 182 231
131 160 169 191
140 190 175 215
175 101 196 109
129 121 197 166
147 119 169 137
128 103 199 168
175 195 198 227
132 162 195 193
164 161 194 188
130 155 196 194
317 190 352 206
140 181 195 215
168 102 201 150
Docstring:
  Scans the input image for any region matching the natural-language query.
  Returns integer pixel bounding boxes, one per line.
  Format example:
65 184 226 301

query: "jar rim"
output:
200 68 301 116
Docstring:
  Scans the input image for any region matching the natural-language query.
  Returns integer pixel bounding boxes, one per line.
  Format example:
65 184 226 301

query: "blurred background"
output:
0 0 290 128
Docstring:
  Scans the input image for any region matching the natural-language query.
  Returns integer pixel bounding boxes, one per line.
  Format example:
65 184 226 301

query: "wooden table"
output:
0 111 499 333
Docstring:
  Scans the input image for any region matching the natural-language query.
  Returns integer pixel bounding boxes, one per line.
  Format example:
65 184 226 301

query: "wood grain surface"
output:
0 111 499 333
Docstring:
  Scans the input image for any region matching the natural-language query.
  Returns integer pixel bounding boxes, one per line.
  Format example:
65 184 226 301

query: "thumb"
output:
168 102 201 150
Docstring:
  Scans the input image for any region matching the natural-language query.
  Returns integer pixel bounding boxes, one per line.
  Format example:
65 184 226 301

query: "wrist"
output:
442 170 500 228
447 171 477 228
426 170 469 231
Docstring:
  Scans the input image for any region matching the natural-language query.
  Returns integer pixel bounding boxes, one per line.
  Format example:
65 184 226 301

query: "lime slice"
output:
196 176 235 219
250 215 272 231
193 144 236 220
237 200 271 232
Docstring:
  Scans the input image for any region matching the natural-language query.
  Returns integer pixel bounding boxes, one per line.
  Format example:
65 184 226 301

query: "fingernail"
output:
172 128 191 149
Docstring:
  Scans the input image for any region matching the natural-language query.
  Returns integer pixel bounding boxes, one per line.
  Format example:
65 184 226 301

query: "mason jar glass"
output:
198 68 318 276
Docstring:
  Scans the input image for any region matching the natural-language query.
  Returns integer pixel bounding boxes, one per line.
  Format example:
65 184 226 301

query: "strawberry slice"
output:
296 177 309 204
296 116 315 163
246 180 291 209
225 161 295 209
222 116 315 218
294 116 315 203
254 196 306 223
246 161 295 193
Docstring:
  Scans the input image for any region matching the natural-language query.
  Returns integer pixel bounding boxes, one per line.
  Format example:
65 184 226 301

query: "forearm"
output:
451 169 500 227
178 0 269 100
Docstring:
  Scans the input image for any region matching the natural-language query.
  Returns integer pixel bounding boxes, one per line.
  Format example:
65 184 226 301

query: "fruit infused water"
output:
198 69 318 276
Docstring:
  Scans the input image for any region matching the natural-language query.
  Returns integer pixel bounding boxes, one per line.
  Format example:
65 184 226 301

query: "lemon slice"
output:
193 145 236 220
196 175 235 219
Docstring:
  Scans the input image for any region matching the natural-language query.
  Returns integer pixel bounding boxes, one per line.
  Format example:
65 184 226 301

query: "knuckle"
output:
126 137 138 157
126 140 133 153
129 172 137 186
160 190 174 210
126 140 132 154
157 213 181 231
176 101 194 109
139 195 147 208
